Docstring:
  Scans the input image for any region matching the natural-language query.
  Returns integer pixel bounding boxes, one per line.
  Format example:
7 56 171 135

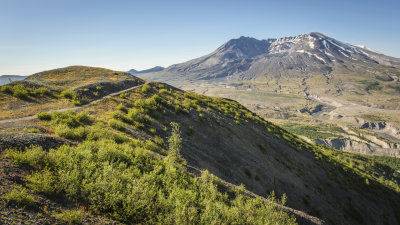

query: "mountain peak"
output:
155 32 400 82
308 32 326 38
127 66 164 75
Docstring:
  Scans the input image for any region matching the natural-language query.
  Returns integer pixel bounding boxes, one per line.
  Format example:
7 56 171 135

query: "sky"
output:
1 0 399 75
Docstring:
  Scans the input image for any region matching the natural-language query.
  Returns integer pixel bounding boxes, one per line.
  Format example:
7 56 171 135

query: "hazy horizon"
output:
1 0 400 75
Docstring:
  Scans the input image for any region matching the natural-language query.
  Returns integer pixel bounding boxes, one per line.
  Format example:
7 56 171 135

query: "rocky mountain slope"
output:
1 66 400 224
140 32 400 158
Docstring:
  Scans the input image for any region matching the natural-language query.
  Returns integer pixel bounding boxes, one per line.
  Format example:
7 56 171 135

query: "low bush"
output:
6 146 48 168
13 86 28 99
127 108 148 123
55 124 88 141
1 85 13 94
75 112 93 125
72 99 83 106
52 210 85 224
1 84 52 99
159 89 168 94
116 103 128 113
1 187 36 209
50 111 92 127
28 128 41 133
108 119 126 131
61 90 76 99
36 112 52 121
26 168 56 195
33 87 52 96
141 84 151 93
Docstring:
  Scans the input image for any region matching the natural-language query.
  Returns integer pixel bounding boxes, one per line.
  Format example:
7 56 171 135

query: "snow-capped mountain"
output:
145 32 400 82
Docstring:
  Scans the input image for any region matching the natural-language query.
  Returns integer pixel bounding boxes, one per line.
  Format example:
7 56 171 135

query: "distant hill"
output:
127 66 164 75
0 75 26 85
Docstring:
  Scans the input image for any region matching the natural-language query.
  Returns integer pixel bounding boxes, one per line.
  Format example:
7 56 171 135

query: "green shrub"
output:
36 111 52 121
182 99 200 110
153 136 165 147
53 112 80 128
12 86 28 99
6 146 48 168
174 105 188 114
166 122 184 164
159 89 168 94
28 128 41 133
33 87 52 96
141 84 151 93
134 98 146 109
119 93 127 99
72 99 83 106
1 187 36 208
52 210 85 224
112 111 133 125
116 103 128 113
127 108 146 122
108 119 126 131
143 140 164 154
1 85 13 94
50 111 92 127
75 112 93 125
83 122 130 143
61 90 75 99
149 128 156 134
26 168 56 195
2 85 53 98
55 125 88 141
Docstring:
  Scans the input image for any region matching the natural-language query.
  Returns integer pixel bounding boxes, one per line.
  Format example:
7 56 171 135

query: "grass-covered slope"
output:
1 67 399 225
0 66 143 119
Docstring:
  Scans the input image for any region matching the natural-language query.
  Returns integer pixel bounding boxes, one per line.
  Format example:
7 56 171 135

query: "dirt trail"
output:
0 81 150 124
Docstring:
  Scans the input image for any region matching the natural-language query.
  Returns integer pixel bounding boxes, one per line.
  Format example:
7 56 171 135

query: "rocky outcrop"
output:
360 121 400 138
316 138 400 158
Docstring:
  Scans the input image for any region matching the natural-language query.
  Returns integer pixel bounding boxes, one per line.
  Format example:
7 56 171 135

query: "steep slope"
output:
139 33 400 158
1 66 400 225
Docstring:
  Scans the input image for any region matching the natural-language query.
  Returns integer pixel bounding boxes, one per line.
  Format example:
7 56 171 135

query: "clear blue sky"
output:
1 0 399 75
